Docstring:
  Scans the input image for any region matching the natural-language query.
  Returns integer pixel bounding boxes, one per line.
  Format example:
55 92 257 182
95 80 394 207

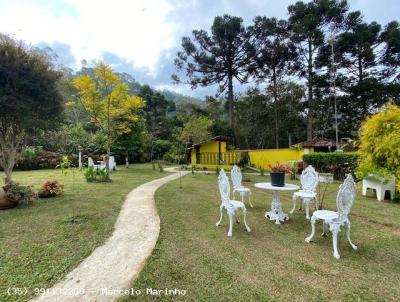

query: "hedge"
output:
303 152 359 180
16 151 62 170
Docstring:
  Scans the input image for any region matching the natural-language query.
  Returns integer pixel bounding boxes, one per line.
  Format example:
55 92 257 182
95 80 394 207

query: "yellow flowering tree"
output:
356 102 400 191
72 62 144 170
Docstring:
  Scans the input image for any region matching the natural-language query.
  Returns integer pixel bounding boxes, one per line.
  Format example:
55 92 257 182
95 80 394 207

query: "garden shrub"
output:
60 155 74 175
356 102 400 191
303 152 359 180
83 167 111 182
38 180 64 198
163 145 185 164
2 181 36 204
242 174 251 182
20 146 43 167
36 151 62 168
16 147 62 170
287 161 299 180
238 152 249 168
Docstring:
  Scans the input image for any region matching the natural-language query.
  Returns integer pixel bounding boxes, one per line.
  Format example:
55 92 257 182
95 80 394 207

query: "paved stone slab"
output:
33 169 187 302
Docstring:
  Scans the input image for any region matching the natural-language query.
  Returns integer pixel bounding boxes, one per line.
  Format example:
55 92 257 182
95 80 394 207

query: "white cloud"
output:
0 0 398 98
0 0 176 73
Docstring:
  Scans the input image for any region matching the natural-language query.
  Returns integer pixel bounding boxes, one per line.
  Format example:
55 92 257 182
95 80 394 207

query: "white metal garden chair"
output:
290 165 319 219
88 157 100 170
109 156 117 170
305 174 358 260
98 156 116 170
230 165 253 208
216 169 251 237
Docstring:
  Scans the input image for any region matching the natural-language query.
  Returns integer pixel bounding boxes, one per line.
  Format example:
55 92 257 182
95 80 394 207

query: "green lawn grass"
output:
0 164 165 302
124 173 400 302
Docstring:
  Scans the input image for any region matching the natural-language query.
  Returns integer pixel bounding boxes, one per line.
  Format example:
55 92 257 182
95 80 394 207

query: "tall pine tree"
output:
173 15 254 127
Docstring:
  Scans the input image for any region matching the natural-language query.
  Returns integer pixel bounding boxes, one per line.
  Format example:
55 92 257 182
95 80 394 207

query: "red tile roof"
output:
298 138 335 148
187 136 230 150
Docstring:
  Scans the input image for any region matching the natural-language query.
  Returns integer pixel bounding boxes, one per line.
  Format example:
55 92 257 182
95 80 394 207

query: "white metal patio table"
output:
254 182 300 224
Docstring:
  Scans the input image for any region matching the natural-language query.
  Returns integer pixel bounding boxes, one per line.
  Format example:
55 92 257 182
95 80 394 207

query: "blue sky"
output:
0 0 399 99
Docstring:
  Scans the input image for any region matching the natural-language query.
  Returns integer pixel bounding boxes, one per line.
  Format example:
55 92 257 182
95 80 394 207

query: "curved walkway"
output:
33 168 188 302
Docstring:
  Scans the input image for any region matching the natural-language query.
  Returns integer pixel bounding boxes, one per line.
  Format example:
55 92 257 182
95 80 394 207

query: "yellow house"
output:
188 136 320 170
188 136 236 170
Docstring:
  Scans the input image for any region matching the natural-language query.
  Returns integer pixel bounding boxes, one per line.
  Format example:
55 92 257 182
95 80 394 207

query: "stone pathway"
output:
33 168 188 302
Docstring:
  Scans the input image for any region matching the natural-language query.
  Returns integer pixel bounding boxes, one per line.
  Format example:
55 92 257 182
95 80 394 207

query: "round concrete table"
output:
255 182 300 224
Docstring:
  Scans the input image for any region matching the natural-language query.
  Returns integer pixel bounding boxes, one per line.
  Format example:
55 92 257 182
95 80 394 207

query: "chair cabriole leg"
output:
305 216 317 242
346 221 357 250
248 192 253 208
216 204 223 226
290 195 296 214
243 208 251 232
305 198 310 220
331 224 340 259
227 213 233 237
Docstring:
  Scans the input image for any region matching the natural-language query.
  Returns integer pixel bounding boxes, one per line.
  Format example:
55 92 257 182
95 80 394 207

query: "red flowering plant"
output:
268 162 291 173
38 180 64 198
3 181 36 204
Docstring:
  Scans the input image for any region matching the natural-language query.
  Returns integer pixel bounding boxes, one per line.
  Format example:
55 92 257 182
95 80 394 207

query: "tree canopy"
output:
72 62 144 170
0 34 64 182
173 14 253 126
357 103 400 191
288 0 349 140
249 17 297 148
178 116 213 145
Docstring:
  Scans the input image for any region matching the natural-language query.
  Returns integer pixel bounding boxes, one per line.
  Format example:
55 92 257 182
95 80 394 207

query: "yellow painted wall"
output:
190 140 313 171
190 150 232 170
191 150 196 165
247 148 305 170
191 140 226 165
197 140 226 153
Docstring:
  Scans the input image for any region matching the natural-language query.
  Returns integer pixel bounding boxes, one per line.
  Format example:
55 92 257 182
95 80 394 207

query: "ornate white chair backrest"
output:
301 165 319 193
218 169 231 207
88 157 95 167
336 174 356 219
230 165 243 189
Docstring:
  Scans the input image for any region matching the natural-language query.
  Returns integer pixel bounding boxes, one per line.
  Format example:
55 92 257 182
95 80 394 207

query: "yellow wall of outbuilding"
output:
247 148 306 169
190 140 228 168
190 142 313 170
198 141 226 153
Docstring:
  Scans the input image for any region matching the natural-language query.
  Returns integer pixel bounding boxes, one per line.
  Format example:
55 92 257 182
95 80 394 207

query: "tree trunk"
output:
227 74 234 127
125 151 129 168
306 39 314 140
106 94 111 171
358 53 368 117
4 163 14 184
0 126 24 184
272 68 279 149
150 137 156 170
106 146 110 171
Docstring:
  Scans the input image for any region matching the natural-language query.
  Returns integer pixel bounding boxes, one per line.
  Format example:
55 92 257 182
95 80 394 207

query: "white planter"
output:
362 175 395 201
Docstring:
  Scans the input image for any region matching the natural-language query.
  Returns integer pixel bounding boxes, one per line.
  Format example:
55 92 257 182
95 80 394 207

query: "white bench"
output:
362 176 395 201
